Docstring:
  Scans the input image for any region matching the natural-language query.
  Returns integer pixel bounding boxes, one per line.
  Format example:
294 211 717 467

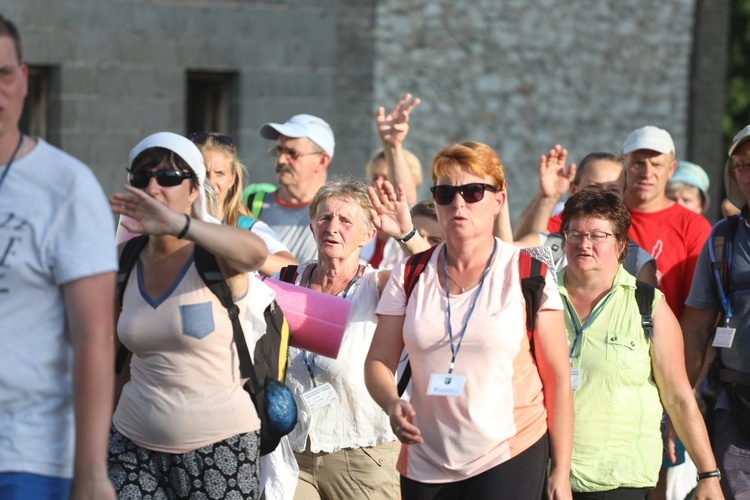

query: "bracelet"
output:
397 225 417 243
176 214 191 239
696 469 721 481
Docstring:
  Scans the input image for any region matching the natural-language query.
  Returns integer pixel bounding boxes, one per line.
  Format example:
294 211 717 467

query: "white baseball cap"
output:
259 114 335 158
622 126 675 155
724 125 750 209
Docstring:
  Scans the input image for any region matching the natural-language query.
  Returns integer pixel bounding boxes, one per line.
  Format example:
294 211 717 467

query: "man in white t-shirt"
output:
0 16 117 499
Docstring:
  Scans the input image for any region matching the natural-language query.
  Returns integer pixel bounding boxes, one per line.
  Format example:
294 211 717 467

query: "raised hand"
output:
110 185 187 237
367 179 413 239
539 144 576 199
376 93 421 148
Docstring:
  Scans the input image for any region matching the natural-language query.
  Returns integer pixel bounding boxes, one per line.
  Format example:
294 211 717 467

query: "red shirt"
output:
547 213 562 233
627 203 711 319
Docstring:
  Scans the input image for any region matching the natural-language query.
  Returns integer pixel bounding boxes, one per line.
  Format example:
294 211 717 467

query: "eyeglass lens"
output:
128 169 192 188
430 183 496 205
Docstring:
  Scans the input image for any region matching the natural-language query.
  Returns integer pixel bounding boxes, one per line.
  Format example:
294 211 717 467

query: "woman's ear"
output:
493 189 507 217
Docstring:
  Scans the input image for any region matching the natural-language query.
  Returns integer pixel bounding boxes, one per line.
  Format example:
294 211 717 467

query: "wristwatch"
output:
696 469 721 481
397 226 417 244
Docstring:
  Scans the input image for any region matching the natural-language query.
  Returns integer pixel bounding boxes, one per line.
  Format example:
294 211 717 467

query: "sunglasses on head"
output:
189 132 235 148
430 183 498 205
128 169 193 188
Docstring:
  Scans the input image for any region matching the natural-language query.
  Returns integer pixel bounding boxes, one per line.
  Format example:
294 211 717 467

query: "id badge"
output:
427 373 466 396
300 382 339 412
571 368 581 390
713 327 736 348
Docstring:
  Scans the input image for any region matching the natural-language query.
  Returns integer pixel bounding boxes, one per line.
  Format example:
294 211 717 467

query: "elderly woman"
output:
365 141 573 500
190 131 297 276
108 132 269 499
280 178 400 499
557 190 722 499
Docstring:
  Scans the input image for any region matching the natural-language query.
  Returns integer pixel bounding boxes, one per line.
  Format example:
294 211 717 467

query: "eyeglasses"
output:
189 132 235 148
563 230 615 244
268 145 322 161
731 159 750 172
430 183 498 205
128 169 193 188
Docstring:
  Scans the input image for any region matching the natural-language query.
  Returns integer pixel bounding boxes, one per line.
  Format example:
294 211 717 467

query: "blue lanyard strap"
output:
708 229 734 326
301 263 362 386
564 291 614 359
443 239 497 374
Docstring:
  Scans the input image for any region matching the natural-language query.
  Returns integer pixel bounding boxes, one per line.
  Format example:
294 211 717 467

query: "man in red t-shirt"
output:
620 126 711 320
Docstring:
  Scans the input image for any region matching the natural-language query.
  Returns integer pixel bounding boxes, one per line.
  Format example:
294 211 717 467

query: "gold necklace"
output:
445 270 480 294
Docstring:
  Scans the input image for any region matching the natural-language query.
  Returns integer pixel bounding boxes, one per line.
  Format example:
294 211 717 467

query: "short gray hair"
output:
308 177 375 231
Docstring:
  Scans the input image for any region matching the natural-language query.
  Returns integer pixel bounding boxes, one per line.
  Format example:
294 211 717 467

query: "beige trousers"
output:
293 440 401 500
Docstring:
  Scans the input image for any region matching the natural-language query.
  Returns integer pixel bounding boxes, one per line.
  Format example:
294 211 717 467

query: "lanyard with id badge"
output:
427 240 496 397
564 292 613 390
709 241 738 349
298 265 361 412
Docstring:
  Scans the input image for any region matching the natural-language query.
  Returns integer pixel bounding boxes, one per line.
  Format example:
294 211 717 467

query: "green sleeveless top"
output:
558 266 663 492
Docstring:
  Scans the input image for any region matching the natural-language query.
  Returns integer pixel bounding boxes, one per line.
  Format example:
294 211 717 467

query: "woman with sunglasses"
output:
365 141 573 499
557 190 721 499
190 132 297 276
108 132 269 499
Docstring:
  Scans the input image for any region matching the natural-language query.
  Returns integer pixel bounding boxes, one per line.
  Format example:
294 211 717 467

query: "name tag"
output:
571 368 581 390
713 327 736 349
427 373 466 396
300 382 339 412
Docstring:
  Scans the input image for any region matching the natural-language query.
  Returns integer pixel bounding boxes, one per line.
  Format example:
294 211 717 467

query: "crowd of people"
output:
3 12 750 500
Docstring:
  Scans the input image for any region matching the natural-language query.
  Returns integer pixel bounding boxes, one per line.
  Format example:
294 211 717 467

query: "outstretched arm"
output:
514 145 576 239
65 273 118 500
376 93 421 205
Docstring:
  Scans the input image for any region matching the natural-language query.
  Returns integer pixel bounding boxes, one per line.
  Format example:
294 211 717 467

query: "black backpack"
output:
116 235 297 455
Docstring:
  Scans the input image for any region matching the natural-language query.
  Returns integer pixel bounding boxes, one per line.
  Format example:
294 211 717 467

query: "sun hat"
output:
260 114 335 158
669 161 710 204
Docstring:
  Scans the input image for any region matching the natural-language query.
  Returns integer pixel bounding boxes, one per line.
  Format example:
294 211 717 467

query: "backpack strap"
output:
519 250 547 334
542 233 565 270
115 235 149 375
237 215 257 231
193 245 256 383
634 280 655 341
710 216 741 302
397 246 438 397
623 241 640 277
279 265 300 284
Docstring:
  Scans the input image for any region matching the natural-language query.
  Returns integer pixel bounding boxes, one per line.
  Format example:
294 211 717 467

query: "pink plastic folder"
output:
259 276 351 359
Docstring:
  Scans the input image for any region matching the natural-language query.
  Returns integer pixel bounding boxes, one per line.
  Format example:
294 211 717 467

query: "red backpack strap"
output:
404 246 438 299
278 265 299 284
519 250 548 336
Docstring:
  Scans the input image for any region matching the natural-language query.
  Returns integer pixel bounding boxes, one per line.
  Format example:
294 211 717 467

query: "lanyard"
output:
564 292 613 359
301 263 361 386
708 228 736 327
0 133 24 193
443 239 497 374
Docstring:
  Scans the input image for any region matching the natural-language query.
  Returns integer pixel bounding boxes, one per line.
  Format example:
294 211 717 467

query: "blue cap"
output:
669 161 709 202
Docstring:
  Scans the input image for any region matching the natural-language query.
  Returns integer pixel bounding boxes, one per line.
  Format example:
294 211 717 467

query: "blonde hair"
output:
365 148 423 187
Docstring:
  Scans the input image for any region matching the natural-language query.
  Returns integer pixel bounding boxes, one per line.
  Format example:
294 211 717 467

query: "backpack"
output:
396 246 548 397
115 235 297 456
242 183 277 219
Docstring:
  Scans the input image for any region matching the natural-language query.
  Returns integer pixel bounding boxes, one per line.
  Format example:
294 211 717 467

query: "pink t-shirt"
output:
376 240 563 482
627 202 711 319
113 257 260 453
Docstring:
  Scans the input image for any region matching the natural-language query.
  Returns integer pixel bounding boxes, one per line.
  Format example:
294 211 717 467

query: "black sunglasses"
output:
189 132 235 148
128 169 193 188
430 183 498 205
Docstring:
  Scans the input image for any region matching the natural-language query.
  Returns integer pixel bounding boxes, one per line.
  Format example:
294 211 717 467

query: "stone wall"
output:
374 0 697 218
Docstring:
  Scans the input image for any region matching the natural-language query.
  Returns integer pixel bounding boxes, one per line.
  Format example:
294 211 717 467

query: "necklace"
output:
445 270 480 294
0 132 24 193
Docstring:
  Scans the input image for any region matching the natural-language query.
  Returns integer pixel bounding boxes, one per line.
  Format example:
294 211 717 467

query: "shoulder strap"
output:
193 245 255 382
623 241 640 277
397 245 438 397
237 215 257 231
404 246 439 298
542 233 565 268
519 250 547 334
635 280 655 341
279 265 299 284
710 215 742 298
249 191 268 219
115 235 149 374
